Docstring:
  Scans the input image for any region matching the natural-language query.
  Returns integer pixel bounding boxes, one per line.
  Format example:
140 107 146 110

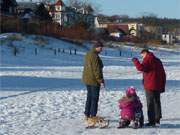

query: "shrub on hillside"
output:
34 35 49 47
26 21 41 34
1 17 21 33
9 34 23 41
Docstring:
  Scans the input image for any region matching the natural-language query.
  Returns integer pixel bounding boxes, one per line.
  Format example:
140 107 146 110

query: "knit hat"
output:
126 86 137 97
140 48 149 54
94 41 104 48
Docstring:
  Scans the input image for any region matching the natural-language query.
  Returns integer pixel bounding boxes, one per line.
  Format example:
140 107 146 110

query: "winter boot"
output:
117 119 130 128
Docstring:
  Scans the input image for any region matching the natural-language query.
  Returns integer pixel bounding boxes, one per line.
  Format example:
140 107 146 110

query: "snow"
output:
0 33 180 135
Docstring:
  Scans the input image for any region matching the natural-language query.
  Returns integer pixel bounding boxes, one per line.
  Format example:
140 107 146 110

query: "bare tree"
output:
66 0 100 14
67 0 82 9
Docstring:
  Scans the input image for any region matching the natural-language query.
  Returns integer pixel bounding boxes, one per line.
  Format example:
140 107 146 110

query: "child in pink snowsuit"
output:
118 86 144 129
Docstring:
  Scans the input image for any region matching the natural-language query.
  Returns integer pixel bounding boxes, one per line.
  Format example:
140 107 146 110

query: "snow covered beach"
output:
0 33 180 135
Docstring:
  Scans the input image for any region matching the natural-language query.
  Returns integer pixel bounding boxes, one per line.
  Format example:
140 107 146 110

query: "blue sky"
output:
17 0 180 19
90 0 180 19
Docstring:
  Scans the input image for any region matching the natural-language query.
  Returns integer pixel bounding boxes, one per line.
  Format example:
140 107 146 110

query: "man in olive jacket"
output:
82 41 104 119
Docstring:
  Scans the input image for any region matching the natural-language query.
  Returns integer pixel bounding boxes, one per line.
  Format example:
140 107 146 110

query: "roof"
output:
108 24 129 34
97 16 111 24
55 0 64 6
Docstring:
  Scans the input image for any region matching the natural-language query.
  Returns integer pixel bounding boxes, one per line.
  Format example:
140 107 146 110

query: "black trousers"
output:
145 90 162 124
84 85 100 117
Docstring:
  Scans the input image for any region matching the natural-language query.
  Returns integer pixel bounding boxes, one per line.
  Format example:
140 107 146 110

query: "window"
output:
55 13 61 19
56 6 61 11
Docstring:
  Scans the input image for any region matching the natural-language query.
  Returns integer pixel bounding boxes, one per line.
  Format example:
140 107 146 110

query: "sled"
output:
85 116 109 129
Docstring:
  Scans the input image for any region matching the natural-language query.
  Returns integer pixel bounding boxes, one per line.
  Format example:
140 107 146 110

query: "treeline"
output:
98 14 180 32
129 17 180 32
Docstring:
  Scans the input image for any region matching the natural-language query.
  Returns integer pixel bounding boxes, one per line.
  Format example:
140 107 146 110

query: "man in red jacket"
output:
132 49 166 126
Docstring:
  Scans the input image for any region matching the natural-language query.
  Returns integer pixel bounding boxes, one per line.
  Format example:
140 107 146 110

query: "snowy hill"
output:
0 33 180 135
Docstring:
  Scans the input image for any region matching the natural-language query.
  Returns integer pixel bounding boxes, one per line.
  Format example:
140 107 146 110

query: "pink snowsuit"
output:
119 96 142 120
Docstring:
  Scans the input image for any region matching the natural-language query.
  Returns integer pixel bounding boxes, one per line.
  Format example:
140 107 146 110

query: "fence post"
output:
119 50 121 56
74 49 77 55
35 48 37 55
54 49 57 55
58 48 61 53
70 49 72 55
13 47 17 56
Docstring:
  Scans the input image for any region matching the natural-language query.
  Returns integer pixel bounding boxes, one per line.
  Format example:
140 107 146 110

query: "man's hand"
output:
132 57 138 62
100 83 105 89
98 79 105 88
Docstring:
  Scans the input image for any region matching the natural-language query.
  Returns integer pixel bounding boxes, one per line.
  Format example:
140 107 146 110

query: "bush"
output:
26 21 41 34
9 34 23 41
1 16 21 33
34 35 48 46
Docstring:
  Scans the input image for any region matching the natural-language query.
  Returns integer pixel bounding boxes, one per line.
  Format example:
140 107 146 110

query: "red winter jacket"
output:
133 52 166 92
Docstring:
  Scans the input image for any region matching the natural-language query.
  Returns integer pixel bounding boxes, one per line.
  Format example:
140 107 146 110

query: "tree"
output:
66 0 98 14
67 0 82 9
1 0 17 13
35 3 52 21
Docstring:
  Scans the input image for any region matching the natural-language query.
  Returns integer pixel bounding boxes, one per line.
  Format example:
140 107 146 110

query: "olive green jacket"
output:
82 48 104 86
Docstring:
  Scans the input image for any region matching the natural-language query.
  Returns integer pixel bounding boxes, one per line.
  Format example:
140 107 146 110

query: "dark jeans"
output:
145 90 162 124
84 85 100 117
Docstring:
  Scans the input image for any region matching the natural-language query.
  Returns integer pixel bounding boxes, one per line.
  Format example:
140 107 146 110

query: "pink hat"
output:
126 86 137 97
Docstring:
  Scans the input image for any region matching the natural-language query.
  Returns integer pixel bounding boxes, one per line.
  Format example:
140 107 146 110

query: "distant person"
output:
82 41 107 128
132 49 166 126
118 86 144 129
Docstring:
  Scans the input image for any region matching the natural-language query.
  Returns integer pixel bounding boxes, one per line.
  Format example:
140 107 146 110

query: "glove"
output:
132 57 138 62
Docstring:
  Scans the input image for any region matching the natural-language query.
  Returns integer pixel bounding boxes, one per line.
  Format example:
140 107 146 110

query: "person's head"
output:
140 49 149 59
126 86 137 97
94 41 104 53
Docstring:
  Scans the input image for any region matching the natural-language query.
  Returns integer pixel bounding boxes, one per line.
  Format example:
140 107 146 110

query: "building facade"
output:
46 0 65 26
95 16 144 38
128 23 144 37
46 0 95 27
0 0 17 15
162 33 175 44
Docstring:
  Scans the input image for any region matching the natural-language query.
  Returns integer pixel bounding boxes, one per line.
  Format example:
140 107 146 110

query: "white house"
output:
46 0 95 27
128 23 144 37
47 0 65 26
162 33 175 44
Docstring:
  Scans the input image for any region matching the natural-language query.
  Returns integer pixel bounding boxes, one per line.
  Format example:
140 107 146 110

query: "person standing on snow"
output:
132 49 166 126
82 41 105 126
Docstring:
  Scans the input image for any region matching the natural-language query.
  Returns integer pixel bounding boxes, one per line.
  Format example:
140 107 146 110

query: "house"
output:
94 16 109 28
108 24 129 38
175 35 180 44
46 0 95 27
144 26 163 39
17 1 38 16
63 6 95 27
0 0 17 15
162 33 175 44
128 23 144 37
46 0 65 26
95 16 144 38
